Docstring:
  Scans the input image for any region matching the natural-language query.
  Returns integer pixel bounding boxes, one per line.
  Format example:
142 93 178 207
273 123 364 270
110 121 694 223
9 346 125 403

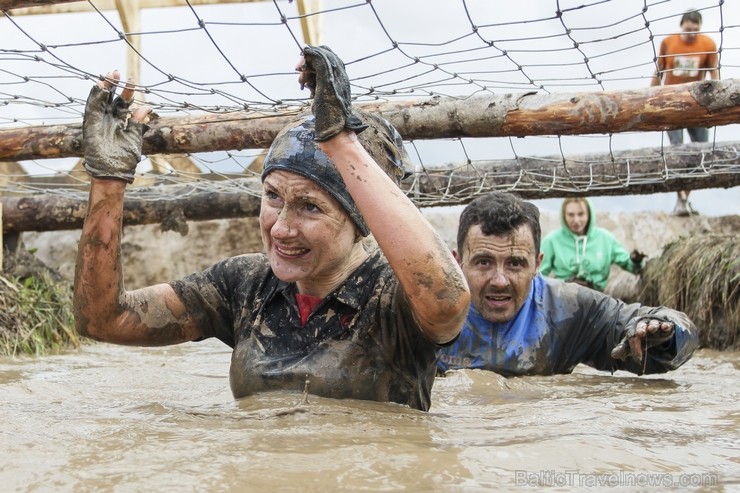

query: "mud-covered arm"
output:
320 132 469 344
73 72 202 346
298 46 469 344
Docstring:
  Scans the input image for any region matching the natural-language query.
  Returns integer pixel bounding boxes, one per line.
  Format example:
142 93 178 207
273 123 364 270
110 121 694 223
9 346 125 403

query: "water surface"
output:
1 341 737 492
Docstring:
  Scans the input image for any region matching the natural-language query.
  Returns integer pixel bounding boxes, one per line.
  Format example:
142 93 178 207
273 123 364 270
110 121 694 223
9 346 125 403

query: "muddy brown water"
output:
1 341 737 492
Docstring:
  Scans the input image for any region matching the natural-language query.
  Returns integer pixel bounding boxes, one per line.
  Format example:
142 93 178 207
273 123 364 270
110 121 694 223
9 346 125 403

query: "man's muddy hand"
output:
611 317 675 362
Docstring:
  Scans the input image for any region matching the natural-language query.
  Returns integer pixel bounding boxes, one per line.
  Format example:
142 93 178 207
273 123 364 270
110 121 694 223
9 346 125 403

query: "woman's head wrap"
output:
261 111 411 237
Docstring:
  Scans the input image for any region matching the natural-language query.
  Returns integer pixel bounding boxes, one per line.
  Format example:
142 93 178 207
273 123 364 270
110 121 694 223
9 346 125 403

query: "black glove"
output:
300 45 367 141
630 249 646 265
83 84 147 184
610 316 675 362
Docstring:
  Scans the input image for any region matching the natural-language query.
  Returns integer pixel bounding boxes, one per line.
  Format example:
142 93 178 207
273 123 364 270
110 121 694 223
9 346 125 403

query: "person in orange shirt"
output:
651 10 720 216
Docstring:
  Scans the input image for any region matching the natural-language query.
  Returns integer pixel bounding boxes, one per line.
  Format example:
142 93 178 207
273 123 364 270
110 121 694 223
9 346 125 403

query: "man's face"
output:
456 224 542 323
564 201 589 236
680 20 701 44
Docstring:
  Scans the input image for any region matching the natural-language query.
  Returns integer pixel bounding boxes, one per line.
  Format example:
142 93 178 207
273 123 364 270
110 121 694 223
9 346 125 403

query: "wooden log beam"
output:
114 0 142 87
372 79 740 140
2 141 739 233
1 79 739 162
0 111 300 162
413 141 740 206
1 183 263 233
2 0 265 14
1 0 79 10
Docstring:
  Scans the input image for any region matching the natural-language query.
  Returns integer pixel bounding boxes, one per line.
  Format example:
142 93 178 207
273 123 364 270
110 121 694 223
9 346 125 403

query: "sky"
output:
1 0 738 216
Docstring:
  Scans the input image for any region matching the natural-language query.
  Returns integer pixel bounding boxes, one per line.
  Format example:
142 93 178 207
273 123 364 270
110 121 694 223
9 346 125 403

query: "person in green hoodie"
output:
540 198 645 291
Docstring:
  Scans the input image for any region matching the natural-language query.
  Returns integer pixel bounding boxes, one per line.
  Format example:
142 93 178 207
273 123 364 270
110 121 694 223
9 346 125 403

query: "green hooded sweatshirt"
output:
540 199 641 291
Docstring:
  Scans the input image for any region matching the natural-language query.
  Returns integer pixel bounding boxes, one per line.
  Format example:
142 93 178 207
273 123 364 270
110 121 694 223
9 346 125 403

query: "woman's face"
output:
260 170 362 294
564 201 589 235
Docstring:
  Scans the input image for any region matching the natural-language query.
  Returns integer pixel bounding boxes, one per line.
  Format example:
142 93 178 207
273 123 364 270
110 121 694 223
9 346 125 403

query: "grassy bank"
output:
641 234 739 350
0 252 79 357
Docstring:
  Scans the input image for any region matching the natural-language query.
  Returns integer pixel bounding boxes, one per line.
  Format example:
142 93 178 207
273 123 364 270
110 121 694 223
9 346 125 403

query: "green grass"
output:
0 272 80 357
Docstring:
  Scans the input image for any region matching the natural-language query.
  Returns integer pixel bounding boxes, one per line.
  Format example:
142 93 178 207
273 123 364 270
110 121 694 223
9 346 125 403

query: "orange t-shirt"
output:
658 33 718 86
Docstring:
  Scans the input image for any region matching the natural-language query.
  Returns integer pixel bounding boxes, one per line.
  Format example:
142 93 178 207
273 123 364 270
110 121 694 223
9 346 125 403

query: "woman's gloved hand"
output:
83 70 151 184
296 45 367 141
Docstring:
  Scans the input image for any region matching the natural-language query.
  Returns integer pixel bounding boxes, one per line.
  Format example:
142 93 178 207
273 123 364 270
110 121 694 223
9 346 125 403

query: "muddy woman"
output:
73 46 469 411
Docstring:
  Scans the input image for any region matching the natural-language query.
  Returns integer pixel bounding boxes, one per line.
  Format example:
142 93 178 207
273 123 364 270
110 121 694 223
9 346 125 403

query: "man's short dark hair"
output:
457 192 541 258
680 10 702 26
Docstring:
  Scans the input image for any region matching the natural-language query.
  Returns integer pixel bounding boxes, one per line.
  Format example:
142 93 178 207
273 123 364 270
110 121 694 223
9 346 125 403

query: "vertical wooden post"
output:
297 0 323 46
114 0 142 87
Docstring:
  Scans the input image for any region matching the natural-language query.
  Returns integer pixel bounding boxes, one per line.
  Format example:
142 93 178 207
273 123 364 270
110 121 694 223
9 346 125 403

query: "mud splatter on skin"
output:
74 229 120 337
403 235 468 341
141 322 191 346
430 235 468 306
402 236 468 309
435 264 468 306
412 271 434 289
111 290 193 346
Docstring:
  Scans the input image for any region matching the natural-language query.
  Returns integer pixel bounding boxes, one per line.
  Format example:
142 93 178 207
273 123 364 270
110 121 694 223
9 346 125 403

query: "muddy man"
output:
437 192 699 376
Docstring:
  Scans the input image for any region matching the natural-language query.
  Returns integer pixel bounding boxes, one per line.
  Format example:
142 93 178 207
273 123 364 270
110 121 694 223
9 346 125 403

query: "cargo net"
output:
1 0 739 209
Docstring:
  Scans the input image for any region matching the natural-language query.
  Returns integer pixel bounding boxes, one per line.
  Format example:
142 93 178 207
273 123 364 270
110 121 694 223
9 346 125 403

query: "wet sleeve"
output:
169 255 262 348
547 285 633 373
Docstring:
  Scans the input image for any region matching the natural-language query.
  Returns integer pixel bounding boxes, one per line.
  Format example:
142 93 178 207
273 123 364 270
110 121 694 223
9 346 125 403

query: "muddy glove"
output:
83 84 147 184
611 316 675 362
299 45 367 141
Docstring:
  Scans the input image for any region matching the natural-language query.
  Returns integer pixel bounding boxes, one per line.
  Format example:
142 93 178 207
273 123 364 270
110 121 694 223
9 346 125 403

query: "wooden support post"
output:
115 0 141 88
297 0 322 46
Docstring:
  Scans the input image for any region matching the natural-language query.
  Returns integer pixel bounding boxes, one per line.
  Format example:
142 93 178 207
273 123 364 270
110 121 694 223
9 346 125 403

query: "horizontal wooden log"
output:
413 141 740 206
369 79 740 141
3 141 739 233
1 79 739 162
2 183 263 234
1 0 262 13
0 0 78 10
